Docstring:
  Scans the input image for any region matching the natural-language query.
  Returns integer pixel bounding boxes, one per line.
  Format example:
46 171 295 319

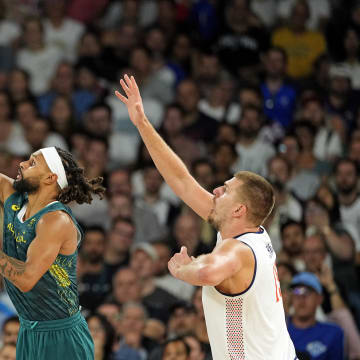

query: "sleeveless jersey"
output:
202 227 297 360
2 192 83 321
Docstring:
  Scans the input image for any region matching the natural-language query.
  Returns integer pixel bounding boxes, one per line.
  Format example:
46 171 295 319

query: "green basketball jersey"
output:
2 192 83 321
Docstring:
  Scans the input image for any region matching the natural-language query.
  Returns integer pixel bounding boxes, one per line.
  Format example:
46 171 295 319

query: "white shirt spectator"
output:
0 20 20 46
44 18 85 63
232 139 275 177
314 127 343 161
16 45 63 95
251 0 278 27
340 196 360 251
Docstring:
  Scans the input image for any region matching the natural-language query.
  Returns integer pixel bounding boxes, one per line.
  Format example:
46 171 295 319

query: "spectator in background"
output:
37 61 96 120
161 337 190 360
272 0 326 79
287 272 345 360
261 46 296 129
1 317 19 346
334 158 360 253
0 0 20 47
217 0 269 80
77 226 109 312
16 16 63 95
278 220 306 271
7 68 33 104
153 240 194 301
86 313 117 360
167 302 197 339
0 342 16 360
43 0 85 63
232 104 276 176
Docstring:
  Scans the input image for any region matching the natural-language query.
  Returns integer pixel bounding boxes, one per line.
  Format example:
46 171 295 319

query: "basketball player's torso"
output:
202 228 296 360
2 192 82 321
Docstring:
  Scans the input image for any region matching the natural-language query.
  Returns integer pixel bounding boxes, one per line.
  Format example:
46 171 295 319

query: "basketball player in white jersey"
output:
115 75 297 360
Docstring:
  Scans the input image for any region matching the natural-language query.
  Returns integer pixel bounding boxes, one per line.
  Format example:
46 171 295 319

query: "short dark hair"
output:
2 316 19 331
280 220 305 237
268 46 288 63
334 157 359 176
84 225 106 236
162 337 191 357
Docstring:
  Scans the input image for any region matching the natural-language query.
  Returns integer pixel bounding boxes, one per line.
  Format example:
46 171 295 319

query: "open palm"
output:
115 74 145 127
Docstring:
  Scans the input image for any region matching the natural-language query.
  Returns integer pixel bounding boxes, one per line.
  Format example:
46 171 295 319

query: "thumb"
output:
180 246 188 255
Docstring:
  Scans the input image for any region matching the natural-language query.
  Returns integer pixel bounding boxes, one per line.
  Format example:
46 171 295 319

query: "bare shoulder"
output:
36 211 76 236
0 174 15 204
214 238 254 264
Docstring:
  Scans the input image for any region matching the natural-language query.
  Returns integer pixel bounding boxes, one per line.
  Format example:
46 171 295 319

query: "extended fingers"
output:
115 90 128 104
120 78 131 97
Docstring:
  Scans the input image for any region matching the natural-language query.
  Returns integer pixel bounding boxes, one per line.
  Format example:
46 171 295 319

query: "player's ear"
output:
43 172 58 186
233 203 246 219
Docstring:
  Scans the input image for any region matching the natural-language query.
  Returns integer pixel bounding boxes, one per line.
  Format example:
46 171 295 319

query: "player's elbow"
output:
18 275 37 293
198 266 222 286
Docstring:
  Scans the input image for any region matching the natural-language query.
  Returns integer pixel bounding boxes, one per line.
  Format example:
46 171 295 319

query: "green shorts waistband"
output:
19 311 83 331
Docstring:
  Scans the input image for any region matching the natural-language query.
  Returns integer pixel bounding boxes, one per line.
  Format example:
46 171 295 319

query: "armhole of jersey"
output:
215 241 257 297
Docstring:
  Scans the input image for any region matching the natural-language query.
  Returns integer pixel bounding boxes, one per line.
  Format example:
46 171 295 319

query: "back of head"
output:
234 171 275 226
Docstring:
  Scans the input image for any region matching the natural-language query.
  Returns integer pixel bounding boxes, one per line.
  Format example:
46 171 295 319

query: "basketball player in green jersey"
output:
0 146 105 359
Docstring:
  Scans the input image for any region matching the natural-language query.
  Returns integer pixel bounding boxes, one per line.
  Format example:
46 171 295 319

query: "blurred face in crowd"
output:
193 162 215 191
109 194 133 219
153 243 171 276
216 124 238 145
144 167 163 196
108 169 132 196
108 218 135 254
45 0 66 19
238 89 262 108
345 29 359 56
8 70 29 100
238 108 262 138
349 140 360 164
291 1 309 30
87 316 106 349
198 54 220 81
24 19 43 49
146 28 167 54
213 143 237 172
53 63 74 95
279 136 299 164
265 49 286 78
77 67 96 91
117 24 138 52
120 304 147 336
174 214 201 256
184 336 205 360
168 306 197 337
335 161 358 195
294 124 315 151
302 100 324 128
172 34 191 62
16 101 37 130
143 318 166 342
268 156 290 185
162 340 189 360
292 286 322 322
281 223 304 256
163 107 184 137
25 118 49 149
97 303 121 333
85 107 112 136
0 343 16 360
50 96 73 131
130 48 151 74
81 229 105 264
84 140 108 170
176 81 200 113
130 249 155 280
79 32 101 57
303 235 327 273
112 268 140 304
2 320 19 345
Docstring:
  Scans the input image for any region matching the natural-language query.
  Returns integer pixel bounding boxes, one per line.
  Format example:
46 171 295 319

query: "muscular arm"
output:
0 174 15 204
0 211 76 292
168 239 253 286
116 75 214 220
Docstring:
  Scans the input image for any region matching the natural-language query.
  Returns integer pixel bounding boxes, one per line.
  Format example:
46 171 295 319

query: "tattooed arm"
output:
0 211 77 292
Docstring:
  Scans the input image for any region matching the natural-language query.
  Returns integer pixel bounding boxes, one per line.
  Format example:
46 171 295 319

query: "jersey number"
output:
273 264 282 302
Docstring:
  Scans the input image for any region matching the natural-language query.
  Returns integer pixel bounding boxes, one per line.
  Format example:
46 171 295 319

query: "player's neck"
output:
220 223 261 240
25 192 58 220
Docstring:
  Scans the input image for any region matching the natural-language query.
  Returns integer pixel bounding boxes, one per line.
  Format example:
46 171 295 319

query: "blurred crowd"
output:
0 0 360 359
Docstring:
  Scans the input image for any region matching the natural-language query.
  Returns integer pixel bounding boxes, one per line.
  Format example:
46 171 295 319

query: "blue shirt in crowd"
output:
261 83 296 128
287 318 344 360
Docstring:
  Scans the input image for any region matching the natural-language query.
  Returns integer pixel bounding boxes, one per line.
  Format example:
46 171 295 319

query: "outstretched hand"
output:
115 74 145 127
168 246 192 280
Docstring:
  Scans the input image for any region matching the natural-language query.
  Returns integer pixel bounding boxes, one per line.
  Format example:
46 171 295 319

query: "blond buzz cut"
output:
234 171 275 226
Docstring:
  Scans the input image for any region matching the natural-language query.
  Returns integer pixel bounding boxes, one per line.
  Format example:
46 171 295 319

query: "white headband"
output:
39 147 68 189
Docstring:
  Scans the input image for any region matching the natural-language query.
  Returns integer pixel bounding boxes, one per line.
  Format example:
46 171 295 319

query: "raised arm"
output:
0 174 15 204
115 75 214 220
0 211 76 292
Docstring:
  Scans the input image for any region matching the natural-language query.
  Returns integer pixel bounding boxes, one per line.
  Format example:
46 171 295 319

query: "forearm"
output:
322 226 352 260
327 283 346 310
137 116 191 194
0 250 28 292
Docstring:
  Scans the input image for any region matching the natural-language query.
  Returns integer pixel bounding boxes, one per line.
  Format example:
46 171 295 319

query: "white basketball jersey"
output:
202 227 297 360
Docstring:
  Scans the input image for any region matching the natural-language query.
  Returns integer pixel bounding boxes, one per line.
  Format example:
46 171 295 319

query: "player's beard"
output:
208 208 221 231
13 176 40 194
